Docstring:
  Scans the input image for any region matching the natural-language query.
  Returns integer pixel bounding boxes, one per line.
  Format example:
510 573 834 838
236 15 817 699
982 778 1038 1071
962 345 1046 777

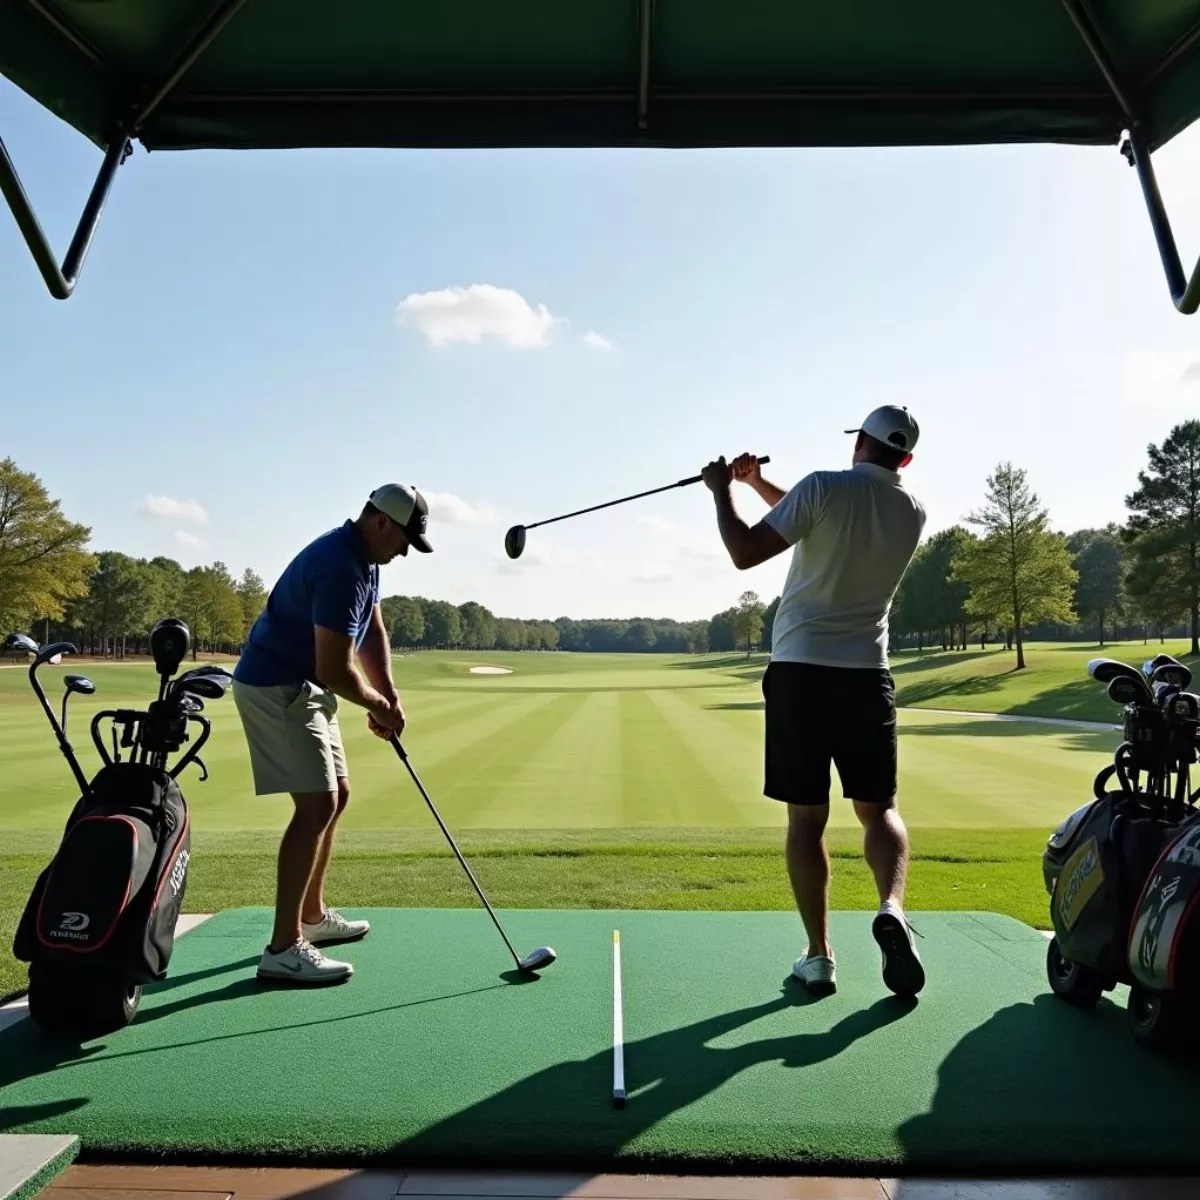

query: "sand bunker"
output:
469 665 514 675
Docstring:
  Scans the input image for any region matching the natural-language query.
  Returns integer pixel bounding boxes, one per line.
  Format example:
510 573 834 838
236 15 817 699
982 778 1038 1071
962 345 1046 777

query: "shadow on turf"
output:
0 980 512 1096
380 981 918 1169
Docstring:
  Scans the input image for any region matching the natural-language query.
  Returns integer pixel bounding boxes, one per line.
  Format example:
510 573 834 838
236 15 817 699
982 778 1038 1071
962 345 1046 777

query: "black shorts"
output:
762 661 898 805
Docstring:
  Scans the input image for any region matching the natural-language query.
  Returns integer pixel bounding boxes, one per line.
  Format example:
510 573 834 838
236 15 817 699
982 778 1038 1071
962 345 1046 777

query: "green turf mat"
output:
1 908 1198 1173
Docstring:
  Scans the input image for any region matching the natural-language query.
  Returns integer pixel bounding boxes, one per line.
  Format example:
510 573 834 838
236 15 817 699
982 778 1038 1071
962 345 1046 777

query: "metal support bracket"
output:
1121 127 1200 314
0 132 130 299
1 0 250 299
637 0 653 130
1060 0 1200 313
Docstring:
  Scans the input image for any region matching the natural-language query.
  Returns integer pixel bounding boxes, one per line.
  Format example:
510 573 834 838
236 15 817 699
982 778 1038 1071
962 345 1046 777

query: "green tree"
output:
623 620 657 652
424 600 464 648
0 458 95 632
458 601 497 650
733 590 765 661
760 595 780 651
1123 420 1200 656
388 596 425 647
1068 526 1125 647
237 568 267 640
953 463 1077 670
708 607 737 653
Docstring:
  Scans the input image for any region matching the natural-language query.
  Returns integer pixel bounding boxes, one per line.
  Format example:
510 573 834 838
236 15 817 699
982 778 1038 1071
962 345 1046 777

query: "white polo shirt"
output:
762 462 926 669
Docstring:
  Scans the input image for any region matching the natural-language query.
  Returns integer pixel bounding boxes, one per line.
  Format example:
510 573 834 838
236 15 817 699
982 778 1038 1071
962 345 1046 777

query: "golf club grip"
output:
675 454 770 487
526 456 772 530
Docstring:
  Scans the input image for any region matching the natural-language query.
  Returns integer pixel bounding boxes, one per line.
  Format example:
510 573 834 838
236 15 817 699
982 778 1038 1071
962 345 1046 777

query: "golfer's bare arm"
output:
356 604 399 702
746 474 787 508
711 488 789 571
313 626 392 719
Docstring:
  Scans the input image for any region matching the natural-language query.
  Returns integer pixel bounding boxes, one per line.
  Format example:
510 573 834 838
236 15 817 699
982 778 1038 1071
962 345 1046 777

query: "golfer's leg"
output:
853 798 909 908
787 802 832 958
302 776 350 924
271 791 338 952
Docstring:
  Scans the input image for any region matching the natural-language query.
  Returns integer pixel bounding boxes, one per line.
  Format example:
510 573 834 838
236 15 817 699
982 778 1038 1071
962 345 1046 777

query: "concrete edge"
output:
0 1136 79 1200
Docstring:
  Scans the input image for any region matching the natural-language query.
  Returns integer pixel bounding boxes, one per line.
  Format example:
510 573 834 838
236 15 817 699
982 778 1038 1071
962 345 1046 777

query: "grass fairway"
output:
0 640 1175 1001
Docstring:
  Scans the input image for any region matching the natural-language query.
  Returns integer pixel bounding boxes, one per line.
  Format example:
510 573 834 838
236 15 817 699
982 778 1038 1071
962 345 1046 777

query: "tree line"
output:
3 418 1197 669
892 419 1200 667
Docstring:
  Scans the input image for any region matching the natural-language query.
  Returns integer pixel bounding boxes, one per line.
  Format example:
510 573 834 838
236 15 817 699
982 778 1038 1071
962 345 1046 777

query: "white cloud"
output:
583 331 615 351
638 514 674 533
174 531 207 550
422 491 499 527
139 495 208 523
396 284 560 348
1124 350 1200 409
632 570 673 584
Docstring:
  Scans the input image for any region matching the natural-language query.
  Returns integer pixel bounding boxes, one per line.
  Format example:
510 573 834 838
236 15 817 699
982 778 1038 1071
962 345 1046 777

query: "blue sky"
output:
4 77 1200 622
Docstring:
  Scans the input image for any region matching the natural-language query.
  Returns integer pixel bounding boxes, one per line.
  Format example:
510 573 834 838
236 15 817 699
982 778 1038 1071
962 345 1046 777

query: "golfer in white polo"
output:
701 407 927 998
232 483 431 985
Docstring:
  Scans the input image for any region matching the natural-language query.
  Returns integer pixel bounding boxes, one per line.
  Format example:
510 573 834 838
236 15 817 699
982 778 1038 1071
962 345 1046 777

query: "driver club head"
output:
518 945 556 973
5 633 39 655
504 525 527 560
1107 676 1143 706
64 674 96 696
1152 662 1193 689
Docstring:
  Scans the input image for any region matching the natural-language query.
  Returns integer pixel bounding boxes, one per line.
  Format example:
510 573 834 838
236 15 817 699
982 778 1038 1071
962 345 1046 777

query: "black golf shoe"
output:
872 902 925 996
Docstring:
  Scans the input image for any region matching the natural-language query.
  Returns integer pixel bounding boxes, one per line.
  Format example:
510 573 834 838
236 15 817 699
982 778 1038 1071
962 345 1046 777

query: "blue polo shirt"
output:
234 520 381 688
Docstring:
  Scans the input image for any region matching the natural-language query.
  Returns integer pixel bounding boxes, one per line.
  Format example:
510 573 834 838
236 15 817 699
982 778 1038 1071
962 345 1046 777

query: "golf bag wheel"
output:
1046 937 1104 1010
1127 985 1184 1053
27 960 142 1037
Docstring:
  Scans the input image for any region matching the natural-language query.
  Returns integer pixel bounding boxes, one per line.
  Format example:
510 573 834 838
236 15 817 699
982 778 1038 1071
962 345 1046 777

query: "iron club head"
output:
504 525 527 560
518 945 556 973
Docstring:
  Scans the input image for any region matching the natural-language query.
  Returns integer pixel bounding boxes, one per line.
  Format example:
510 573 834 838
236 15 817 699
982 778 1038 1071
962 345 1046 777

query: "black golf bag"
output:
1042 651 1200 1050
14 762 191 1035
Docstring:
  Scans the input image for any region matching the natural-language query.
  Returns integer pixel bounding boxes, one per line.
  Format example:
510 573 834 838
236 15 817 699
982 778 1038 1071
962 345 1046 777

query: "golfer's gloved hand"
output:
731 453 762 485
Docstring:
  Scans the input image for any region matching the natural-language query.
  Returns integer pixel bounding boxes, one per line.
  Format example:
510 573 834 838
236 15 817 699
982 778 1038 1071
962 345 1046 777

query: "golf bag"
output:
14 762 191 1034
1128 819 1200 998
1043 793 1180 984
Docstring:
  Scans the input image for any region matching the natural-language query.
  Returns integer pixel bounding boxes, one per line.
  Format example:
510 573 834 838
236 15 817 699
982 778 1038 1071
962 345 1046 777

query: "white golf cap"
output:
845 405 920 455
368 483 432 553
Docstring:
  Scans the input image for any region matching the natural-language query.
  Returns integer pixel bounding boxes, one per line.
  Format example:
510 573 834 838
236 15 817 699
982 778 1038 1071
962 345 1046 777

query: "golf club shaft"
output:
389 735 524 968
525 455 770 532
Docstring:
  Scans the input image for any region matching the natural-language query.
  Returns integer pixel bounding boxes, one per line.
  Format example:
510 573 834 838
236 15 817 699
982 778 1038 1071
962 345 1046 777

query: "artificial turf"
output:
3 907 1198 1174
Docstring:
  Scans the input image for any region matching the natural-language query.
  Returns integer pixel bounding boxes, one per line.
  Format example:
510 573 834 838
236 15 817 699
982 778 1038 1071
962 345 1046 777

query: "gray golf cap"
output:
369 483 433 552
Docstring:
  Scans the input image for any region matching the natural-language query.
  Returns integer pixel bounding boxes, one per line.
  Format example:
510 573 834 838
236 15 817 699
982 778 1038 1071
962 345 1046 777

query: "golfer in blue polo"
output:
232 483 432 985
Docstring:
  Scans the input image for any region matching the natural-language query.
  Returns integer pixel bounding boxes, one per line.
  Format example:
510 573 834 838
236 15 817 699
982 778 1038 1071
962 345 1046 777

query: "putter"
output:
505 456 770 560
388 735 555 974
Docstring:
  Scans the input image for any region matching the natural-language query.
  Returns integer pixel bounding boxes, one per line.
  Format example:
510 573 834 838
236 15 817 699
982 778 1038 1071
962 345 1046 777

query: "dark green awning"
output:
3 0 1200 306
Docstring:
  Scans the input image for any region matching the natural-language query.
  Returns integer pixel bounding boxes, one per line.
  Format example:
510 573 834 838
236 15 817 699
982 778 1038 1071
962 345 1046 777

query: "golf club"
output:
61 673 96 738
387 734 556 974
505 455 770 560
5 633 90 795
1088 657 1154 701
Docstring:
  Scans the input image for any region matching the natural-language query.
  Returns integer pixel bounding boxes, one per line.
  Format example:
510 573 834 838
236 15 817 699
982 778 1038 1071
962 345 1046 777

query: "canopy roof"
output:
2 0 1200 307
4 0 1200 151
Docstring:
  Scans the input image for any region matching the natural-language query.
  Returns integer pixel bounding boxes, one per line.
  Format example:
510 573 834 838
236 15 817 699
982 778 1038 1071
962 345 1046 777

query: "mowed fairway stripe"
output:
382 690 607 827
475 689 621 827
642 687 780 827
896 711 1112 827
618 690 737 826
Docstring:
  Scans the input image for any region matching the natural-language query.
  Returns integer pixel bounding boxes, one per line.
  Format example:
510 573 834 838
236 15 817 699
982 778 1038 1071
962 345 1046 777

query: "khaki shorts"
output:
232 679 348 796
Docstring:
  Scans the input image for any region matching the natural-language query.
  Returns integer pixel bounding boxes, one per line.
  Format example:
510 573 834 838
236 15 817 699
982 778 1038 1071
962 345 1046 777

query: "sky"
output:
4 78 1200 623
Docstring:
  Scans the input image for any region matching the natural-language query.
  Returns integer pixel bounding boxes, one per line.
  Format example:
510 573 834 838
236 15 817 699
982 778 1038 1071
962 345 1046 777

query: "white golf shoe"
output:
792 951 837 996
302 908 371 946
257 938 353 985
